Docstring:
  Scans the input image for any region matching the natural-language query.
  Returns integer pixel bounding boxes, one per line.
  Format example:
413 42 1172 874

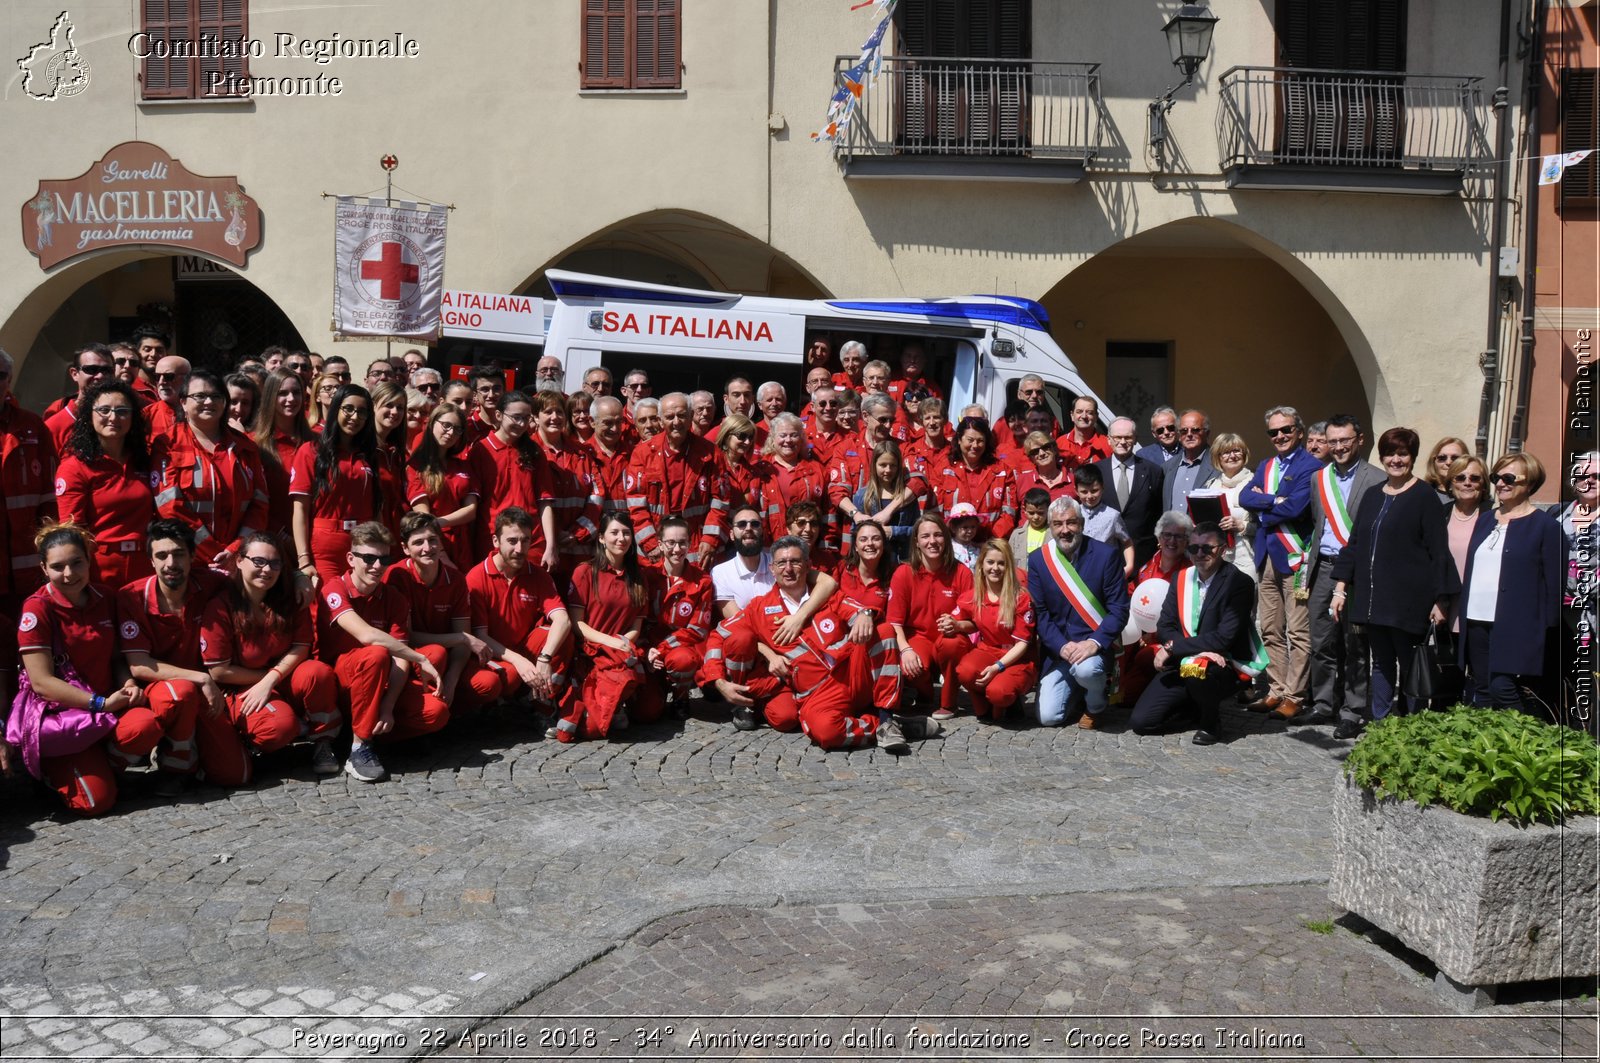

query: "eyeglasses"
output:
1435 453 1465 465
318 385 337 395
733 519 763 529
1028 446 1053 458
241 555 283 571
92 405 134 418
502 412 531 425
661 539 690 550
1178 427 1205 436
1019 389 1043 398
815 401 838 409
1266 426 1297 438
1159 532 1189 542
1491 473 1526 487
1186 543 1220 557
732 432 753 442
286 362 311 374
1452 473 1483 485
789 518 819 528
337 405 368 418
185 392 223 404
435 421 462 435
772 558 806 569
1325 437 1357 449
351 551 390 567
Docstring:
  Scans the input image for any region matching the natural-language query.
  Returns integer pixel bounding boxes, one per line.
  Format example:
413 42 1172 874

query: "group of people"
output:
0 329 1589 818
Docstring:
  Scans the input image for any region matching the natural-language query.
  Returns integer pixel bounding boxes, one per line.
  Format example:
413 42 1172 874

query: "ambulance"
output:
443 270 1113 426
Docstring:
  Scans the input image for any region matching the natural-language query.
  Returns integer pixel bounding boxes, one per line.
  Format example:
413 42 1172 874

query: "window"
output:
140 0 249 100
1275 0 1407 163
581 0 680 89
1563 70 1598 202
893 0 1031 153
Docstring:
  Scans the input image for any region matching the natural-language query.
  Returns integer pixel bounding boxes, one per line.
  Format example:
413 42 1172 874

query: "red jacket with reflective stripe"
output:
0 397 56 595
624 432 725 555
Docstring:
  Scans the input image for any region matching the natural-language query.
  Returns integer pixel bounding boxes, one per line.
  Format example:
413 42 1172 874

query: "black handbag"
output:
1403 622 1441 702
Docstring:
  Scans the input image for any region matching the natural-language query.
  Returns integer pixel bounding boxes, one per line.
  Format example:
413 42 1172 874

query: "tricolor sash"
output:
1174 568 1269 678
1043 542 1106 630
1262 456 1309 572
1315 464 1354 548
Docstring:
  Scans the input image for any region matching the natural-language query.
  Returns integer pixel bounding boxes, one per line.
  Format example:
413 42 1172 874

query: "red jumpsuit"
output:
117 570 230 778
647 562 713 690
1014 466 1077 505
902 435 951 499
703 587 898 750
17 583 186 816
806 424 851 468
464 555 574 711
952 587 1038 719
152 423 270 566
317 575 450 742
750 457 830 544
289 443 381 586
197 593 338 785
539 435 603 573
930 458 1018 538
404 456 480 572
384 557 500 714
588 437 630 520
556 562 666 743
715 451 758 512
467 434 554 559
887 562 975 710
836 560 902 712
0 397 57 602
55 453 157 587
625 432 725 557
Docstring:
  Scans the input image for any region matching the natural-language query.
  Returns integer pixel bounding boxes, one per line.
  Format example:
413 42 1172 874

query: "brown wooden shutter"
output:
633 0 679 88
1277 0 1405 70
1564 70 1599 201
197 0 249 97
141 0 194 99
582 0 628 88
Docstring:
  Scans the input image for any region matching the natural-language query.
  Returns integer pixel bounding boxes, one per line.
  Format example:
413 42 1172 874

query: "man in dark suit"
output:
1129 522 1261 744
1162 408 1216 513
1097 416 1165 569
1027 495 1131 730
1298 414 1386 726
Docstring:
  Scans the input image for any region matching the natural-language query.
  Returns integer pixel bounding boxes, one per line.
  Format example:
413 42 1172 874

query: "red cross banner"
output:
332 195 448 340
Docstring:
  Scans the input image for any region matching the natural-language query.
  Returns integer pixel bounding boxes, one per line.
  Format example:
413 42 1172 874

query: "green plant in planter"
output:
1343 707 1600 826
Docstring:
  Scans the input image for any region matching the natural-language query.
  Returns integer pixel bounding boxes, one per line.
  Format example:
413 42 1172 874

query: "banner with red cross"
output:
332 195 448 340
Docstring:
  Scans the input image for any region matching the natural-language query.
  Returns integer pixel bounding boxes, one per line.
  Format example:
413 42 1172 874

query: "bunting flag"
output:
812 0 899 143
1538 150 1593 186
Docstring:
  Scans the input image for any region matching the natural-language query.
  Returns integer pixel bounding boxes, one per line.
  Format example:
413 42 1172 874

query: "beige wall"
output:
0 0 1522 450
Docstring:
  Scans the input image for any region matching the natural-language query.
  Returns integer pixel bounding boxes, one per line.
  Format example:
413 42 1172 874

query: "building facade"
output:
0 0 1557 486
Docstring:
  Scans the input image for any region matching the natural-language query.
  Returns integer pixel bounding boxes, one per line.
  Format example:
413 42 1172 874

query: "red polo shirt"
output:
199 592 314 670
18 582 119 693
119 569 226 670
317 573 409 661
288 443 380 523
55 453 157 551
886 563 974 639
384 557 471 638
465 555 566 648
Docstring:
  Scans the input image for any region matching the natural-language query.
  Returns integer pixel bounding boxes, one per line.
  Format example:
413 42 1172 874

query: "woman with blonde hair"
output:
251 369 316 552
751 412 829 544
1204 432 1257 578
842 439 919 555
1422 436 1471 501
309 372 342 428
951 539 1037 722
888 512 974 717
714 413 760 510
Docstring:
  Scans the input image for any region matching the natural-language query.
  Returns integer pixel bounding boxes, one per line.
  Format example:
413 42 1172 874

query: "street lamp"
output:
1149 3 1220 173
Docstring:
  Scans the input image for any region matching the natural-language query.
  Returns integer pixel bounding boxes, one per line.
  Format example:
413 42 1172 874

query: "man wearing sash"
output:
1300 415 1383 725
1129 523 1263 744
1238 406 1317 716
1026 495 1130 728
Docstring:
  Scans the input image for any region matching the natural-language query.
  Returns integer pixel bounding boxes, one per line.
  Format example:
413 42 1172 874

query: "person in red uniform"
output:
885 342 943 408
406 404 480 573
902 397 952 499
1013 432 1077 505
952 539 1038 722
292 384 384 588
467 390 558 569
465 367 504 446
932 416 1018 541
992 400 1032 472
0 347 58 609
834 518 904 710
785 501 840 571
832 340 866 393
713 415 760 512
386 511 495 711
44 344 114 449
889 513 975 716
750 414 829 545
464 506 575 717
55 380 156 588
565 391 596 445
249 370 316 555
1056 395 1112 471
704 536 934 753
144 355 190 448
197 531 341 781
152 370 269 569
531 389 602 574
805 386 850 467
587 396 631 521
556 514 666 742
709 378 759 446
796 369 835 427
129 327 169 406
645 517 714 699
626 392 726 565
827 394 901 547
318 522 447 783
369 381 411 540
11 524 169 815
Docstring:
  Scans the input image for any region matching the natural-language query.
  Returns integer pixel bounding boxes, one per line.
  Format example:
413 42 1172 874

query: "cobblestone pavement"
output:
0 703 1590 1060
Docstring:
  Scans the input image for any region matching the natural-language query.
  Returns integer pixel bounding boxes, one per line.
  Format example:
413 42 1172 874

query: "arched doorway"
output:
1038 220 1381 441
3 250 304 412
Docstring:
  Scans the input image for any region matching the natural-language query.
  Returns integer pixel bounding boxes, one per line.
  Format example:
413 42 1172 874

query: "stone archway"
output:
1038 218 1384 441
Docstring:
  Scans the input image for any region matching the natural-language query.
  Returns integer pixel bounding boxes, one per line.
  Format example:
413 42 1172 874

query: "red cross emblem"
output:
360 242 419 300
1140 595 1150 606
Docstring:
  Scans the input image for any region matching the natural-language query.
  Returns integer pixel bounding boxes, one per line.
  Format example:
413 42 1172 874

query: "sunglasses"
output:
1266 426 1297 438
1186 543 1220 557
1574 473 1598 485
330 371 351 381
1152 425 1177 434
1435 454 1465 464
241 555 283 571
156 371 184 381
417 382 441 393
185 392 223 404
1452 473 1483 485
1178 427 1205 436
77 364 110 376
733 432 753 442
352 551 390 567
1491 473 1525 487
732 519 763 529
113 357 139 368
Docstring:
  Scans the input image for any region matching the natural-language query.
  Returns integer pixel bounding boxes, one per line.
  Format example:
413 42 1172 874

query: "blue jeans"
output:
1037 654 1108 726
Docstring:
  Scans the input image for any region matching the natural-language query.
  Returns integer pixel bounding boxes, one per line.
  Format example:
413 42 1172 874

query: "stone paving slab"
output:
0 705 1585 1059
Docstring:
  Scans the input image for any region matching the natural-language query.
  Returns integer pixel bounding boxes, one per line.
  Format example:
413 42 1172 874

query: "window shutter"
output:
1277 0 1404 71
197 0 249 97
995 0 1028 60
141 0 194 99
1564 70 1599 201
633 0 679 88
582 0 628 88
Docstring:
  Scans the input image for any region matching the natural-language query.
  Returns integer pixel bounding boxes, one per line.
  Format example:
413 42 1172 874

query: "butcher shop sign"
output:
21 141 261 271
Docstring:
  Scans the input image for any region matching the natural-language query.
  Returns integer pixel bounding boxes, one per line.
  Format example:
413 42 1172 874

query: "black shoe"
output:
152 772 188 798
730 705 760 731
1296 709 1336 725
1191 729 1220 746
1333 719 1363 740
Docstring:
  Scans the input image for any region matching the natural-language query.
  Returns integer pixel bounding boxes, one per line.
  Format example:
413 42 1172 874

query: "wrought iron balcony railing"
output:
831 56 1103 164
1217 66 1485 176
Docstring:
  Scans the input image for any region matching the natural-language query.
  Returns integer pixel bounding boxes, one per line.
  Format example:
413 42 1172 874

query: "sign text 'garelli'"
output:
21 142 262 271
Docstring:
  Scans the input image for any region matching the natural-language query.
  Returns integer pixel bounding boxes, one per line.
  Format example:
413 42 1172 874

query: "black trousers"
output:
1129 663 1242 735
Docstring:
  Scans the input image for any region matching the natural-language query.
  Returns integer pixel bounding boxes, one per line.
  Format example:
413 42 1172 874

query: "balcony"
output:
1217 67 1486 195
831 56 1103 182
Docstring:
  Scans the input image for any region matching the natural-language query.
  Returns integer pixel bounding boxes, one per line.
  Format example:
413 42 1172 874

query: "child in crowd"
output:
947 503 983 569
1074 464 1135 579
1008 487 1051 560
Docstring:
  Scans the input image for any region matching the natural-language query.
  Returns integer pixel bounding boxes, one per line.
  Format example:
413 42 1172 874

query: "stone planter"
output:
1330 775 1599 1004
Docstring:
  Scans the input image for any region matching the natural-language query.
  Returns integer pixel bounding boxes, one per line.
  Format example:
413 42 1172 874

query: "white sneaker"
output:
875 716 910 755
